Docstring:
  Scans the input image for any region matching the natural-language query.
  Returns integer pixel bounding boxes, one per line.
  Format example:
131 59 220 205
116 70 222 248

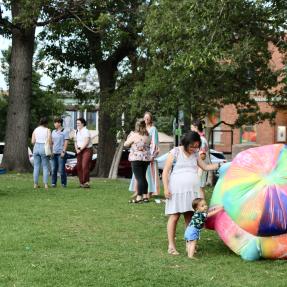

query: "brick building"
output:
208 42 286 154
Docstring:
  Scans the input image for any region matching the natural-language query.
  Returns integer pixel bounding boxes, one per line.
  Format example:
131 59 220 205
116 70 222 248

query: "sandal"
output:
143 198 149 203
168 248 179 256
128 199 143 204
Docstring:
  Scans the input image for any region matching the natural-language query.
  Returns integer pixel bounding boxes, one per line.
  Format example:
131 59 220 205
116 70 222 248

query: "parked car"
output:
0 142 33 165
65 149 132 178
65 151 97 176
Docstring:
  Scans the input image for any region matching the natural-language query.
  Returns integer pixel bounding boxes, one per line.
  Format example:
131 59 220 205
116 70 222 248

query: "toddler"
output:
184 198 214 259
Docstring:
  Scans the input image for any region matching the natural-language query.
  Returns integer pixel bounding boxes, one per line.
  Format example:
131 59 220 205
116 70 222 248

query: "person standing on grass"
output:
51 118 69 188
31 117 52 189
191 119 209 198
162 131 220 255
74 118 93 188
124 118 151 203
129 112 160 198
185 198 217 259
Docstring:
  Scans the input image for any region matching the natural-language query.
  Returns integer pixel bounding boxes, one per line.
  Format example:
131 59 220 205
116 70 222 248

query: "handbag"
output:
44 129 52 156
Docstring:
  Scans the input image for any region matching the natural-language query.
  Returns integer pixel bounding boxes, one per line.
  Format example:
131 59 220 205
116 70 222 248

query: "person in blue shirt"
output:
185 198 217 259
51 118 70 187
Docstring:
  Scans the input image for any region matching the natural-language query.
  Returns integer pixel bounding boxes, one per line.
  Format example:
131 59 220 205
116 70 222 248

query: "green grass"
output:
0 174 286 287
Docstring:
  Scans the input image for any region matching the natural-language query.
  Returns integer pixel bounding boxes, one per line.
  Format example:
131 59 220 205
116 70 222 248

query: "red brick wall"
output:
212 103 287 151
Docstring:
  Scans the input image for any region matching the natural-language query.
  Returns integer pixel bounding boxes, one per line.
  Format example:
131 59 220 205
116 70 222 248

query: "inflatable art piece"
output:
205 144 287 260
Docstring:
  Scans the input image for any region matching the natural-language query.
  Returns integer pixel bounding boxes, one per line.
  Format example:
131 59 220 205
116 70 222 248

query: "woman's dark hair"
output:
54 117 63 126
181 131 201 151
39 117 48 127
77 117 87 126
192 119 204 133
192 198 204 210
135 118 148 136
144 111 153 124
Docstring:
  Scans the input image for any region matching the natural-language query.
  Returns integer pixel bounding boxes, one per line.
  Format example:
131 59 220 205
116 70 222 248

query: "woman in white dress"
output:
162 131 219 255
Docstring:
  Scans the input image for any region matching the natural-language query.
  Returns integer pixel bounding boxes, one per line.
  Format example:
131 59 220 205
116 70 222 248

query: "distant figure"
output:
124 118 151 203
191 119 209 198
74 118 93 188
129 112 160 198
31 117 51 189
51 118 69 188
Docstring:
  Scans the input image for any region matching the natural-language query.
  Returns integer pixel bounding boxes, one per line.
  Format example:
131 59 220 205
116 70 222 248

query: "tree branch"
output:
0 6 16 32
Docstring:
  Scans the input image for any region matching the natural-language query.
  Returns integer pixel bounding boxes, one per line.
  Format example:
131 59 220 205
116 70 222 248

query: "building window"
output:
86 111 97 130
207 111 221 144
241 125 257 143
63 111 77 130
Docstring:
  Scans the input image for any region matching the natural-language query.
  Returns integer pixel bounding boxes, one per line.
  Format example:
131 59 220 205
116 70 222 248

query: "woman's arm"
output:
162 153 174 199
80 137 90 150
124 132 135 147
48 129 52 145
31 131 36 144
63 139 69 153
74 140 79 153
197 155 219 171
150 127 160 158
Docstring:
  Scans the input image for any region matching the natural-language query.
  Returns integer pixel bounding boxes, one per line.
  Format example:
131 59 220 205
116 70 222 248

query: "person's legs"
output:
51 154 59 186
141 161 149 200
183 211 194 228
33 145 41 187
82 148 92 186
167 213 180 254
41 153 50 188
187 240 197 258
60 154 67 187
77 152 83 185
131 161 147 201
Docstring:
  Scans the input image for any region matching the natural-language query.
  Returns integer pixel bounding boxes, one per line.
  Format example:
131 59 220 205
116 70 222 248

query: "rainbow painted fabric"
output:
205 144 287 261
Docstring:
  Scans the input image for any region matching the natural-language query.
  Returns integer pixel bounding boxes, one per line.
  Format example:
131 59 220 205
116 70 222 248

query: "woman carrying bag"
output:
31 117 52 189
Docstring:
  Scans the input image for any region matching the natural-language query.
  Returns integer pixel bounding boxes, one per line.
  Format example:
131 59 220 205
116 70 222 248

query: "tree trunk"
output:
108 139 125 179
95 63 117 177
2 25 36 171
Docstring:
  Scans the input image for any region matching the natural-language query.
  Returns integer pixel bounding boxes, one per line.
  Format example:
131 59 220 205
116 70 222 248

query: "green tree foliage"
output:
0 46 65 135
39 0 150 176
135 0 287 127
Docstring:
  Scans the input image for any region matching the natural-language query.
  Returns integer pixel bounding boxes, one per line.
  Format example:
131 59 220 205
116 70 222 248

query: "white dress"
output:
165 147 201 215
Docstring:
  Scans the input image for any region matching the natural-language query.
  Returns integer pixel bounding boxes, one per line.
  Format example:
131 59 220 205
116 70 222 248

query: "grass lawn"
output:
0 174 286 287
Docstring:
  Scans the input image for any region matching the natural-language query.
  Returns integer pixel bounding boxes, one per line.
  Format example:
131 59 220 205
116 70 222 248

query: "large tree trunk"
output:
1 25 36 171
95 63 117 177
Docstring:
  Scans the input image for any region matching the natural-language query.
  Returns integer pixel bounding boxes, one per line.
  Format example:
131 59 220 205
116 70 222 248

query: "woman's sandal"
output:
143 198 149 203
168 248 179 256
128 199 143 204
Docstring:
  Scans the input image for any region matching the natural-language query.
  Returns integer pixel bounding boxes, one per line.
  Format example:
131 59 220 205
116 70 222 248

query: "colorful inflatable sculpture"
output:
206 144 287 260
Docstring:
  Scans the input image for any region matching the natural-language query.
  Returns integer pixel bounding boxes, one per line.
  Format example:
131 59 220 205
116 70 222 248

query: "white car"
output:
0 142 33 165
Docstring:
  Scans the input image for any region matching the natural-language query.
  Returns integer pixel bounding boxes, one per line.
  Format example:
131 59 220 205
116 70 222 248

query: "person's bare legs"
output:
184 211 193 252
131 179 138 199
167 213 180 255
183 211 193 228
187 240 197 259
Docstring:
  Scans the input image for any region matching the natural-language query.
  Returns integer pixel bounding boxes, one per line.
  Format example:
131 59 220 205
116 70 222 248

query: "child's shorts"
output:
184 225 200 241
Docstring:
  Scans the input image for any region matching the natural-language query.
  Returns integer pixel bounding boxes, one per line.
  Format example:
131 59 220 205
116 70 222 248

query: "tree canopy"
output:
134 0 287 126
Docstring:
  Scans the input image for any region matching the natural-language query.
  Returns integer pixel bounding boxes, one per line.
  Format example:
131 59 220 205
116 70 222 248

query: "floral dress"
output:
129 126 160 194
